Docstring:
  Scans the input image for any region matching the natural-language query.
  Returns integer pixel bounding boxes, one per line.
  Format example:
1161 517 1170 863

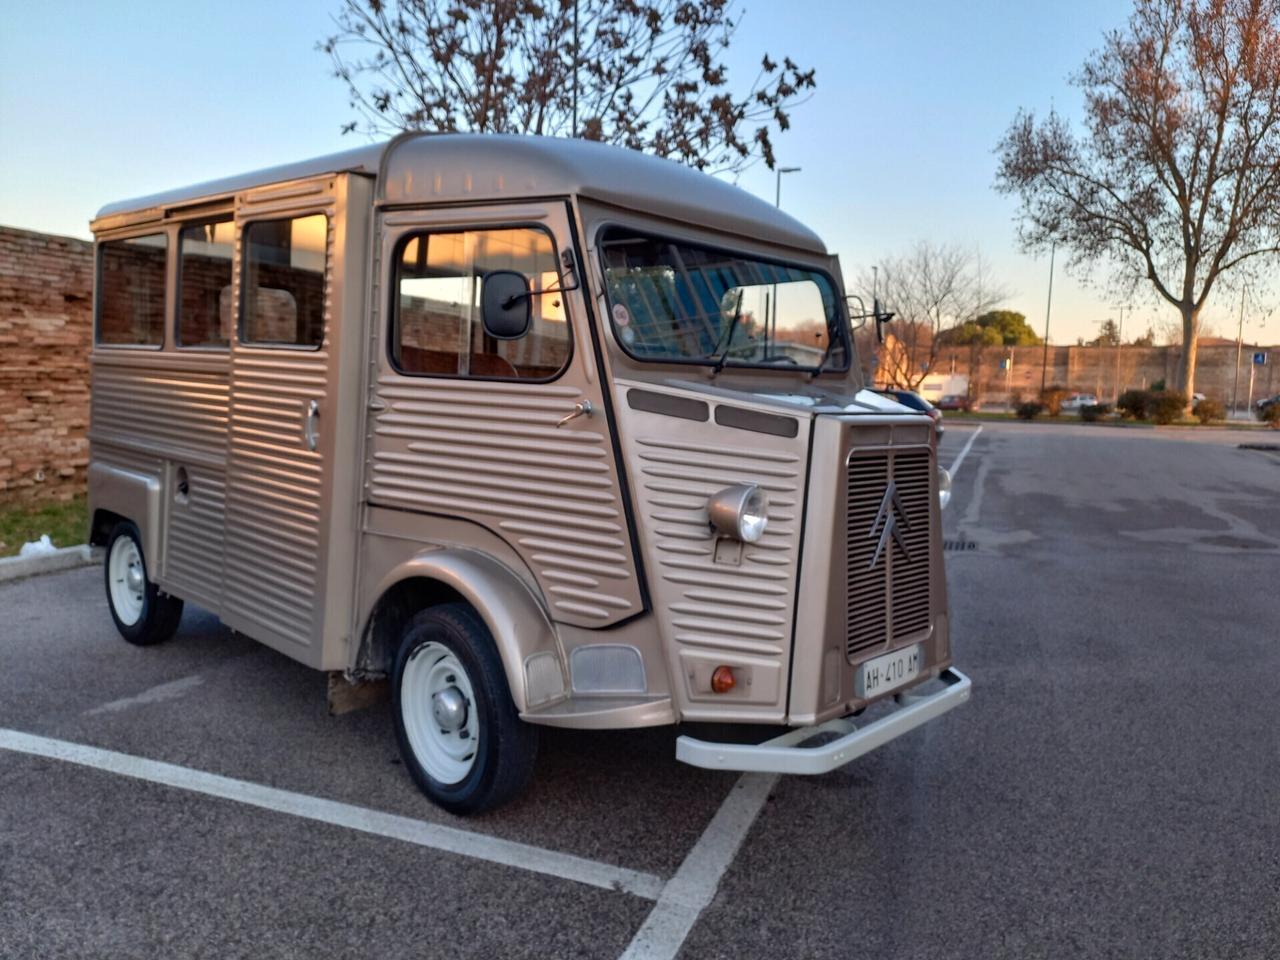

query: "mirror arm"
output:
502 250 581 307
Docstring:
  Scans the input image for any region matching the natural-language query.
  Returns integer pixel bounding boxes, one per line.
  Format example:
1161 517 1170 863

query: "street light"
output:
1040 242 1056 393
1113 304 1125 404
775 166 801 207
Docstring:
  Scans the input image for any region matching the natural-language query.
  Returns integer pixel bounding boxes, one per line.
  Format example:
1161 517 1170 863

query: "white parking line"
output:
618 772 778 960
0 728 664 900
949 424 983 478
86 674 205 715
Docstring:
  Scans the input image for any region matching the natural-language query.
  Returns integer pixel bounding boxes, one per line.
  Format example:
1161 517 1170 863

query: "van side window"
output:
392 227 571 380
177 219 234 348
241 214 327 347
96 233 167 347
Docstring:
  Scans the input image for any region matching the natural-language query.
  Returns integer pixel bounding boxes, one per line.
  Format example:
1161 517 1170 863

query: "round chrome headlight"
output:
938 467 952 510
708 483 769 543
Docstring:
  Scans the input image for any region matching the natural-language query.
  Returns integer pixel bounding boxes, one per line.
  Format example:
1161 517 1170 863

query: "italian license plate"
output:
856 644 922 698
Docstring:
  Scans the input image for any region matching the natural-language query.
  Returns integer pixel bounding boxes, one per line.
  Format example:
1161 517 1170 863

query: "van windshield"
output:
599 228 849 372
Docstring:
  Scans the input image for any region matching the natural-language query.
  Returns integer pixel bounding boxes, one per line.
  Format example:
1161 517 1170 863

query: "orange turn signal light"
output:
711 665 736 694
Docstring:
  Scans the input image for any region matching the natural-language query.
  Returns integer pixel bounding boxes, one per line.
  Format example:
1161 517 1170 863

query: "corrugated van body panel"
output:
222 349 328 647
612 379 810 722
90 351 230 589
368 376 641 625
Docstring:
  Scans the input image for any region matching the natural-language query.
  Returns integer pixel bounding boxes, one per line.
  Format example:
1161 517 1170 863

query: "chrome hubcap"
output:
432 686 468 732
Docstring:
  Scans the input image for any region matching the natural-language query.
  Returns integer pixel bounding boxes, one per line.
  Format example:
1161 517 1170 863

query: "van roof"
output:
93 133 826 255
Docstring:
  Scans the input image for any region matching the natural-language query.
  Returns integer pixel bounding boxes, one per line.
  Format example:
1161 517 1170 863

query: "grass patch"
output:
0 496 88 558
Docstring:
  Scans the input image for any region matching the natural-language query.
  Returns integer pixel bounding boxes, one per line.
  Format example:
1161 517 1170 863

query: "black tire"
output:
103 521 184 647
392 603 538 815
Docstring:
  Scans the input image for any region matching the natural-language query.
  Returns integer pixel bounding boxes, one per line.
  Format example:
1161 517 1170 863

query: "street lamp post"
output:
1113 305 1124 404
1040 242 1056 394
1232 286 1246 415
775 166 801 207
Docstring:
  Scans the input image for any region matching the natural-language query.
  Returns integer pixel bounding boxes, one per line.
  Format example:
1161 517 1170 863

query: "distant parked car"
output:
876 389 944 435
1061 393 1100 411
936 394 970 411
1256 394 1280 417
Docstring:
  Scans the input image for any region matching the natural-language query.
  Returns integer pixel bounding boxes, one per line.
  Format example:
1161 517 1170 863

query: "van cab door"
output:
221 174 372 668
365 202 646 629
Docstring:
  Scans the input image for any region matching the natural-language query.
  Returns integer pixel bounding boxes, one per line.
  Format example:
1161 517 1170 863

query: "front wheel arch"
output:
356 550 567 713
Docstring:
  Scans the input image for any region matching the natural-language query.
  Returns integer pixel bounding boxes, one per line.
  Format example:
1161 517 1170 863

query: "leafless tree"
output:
321 0 815 173
996 0 1280 405
860 242 1007 391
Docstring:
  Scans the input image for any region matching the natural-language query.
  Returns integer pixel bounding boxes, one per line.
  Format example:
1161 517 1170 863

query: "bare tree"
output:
321 0 816 173
861 242 1006 391
996 0 1280 405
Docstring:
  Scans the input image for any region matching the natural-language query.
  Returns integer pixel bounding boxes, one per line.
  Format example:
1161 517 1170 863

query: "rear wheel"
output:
392 603 538 815
104 522 183 646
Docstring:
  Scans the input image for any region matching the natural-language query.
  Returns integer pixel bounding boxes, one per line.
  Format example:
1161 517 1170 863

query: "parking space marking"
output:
0 728 665 900
949 424 983 478
619 772 778 960
85 674 205 715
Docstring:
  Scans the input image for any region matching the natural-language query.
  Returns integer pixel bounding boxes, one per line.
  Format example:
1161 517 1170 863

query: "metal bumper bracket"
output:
675 668 971 774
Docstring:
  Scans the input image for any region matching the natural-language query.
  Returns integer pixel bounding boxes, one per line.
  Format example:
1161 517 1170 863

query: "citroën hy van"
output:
88 133 970 813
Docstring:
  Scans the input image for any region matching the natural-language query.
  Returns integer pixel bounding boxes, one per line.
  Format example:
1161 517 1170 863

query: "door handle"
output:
556 399 593 428
304 398 320 451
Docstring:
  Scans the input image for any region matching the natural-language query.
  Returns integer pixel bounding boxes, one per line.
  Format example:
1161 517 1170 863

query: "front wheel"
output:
104 521 183 646
392 603 538 815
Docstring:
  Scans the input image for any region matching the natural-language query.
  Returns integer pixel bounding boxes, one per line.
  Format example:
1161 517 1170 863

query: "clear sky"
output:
0 0 1272 344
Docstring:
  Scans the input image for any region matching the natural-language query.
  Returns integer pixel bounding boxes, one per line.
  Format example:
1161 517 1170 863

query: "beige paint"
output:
88 134 950 732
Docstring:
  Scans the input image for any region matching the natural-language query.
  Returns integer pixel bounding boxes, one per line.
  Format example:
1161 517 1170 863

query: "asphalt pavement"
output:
1 421 1277 959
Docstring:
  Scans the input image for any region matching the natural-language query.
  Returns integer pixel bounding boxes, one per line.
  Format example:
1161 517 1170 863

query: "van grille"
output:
846 447 934 660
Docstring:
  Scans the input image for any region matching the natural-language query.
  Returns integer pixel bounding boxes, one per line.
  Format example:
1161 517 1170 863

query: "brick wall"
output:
0 225 93 504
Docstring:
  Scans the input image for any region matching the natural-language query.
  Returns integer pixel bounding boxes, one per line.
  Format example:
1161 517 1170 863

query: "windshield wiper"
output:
806 319 847 379
710 289 746 377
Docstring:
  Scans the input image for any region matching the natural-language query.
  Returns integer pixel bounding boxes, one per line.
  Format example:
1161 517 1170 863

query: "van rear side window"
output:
96 233 167 347
178 219 234 348
241 214 327 348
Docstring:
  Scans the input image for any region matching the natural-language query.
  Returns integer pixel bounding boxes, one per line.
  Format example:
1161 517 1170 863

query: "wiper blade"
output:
710 289 746 376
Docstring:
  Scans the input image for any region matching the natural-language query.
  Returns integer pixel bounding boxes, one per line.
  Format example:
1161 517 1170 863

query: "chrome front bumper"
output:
675 668 971 774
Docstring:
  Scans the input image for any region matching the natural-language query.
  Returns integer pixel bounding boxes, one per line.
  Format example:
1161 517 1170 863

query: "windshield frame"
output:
595 224 852 376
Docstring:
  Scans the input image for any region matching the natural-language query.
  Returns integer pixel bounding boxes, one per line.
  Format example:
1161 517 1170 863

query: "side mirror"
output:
873 297 895 345
846 294 868 330
481 270 532 340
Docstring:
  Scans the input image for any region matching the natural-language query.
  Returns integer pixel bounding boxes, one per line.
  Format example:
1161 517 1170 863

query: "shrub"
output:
1193 398 1224 424
1117 389 1152 420
1149 391 1188 425
1081 403 1111 423
1039 385 1069 417
1261 403 1280 428
1016 401 1044 420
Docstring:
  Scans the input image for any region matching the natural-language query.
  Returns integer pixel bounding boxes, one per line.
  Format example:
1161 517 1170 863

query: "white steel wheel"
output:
400 641 481 785
391 603 539 815
102 521 183 647
107 534 146 627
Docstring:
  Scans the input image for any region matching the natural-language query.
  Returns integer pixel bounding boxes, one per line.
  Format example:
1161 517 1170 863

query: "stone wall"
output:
0 226 93 503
